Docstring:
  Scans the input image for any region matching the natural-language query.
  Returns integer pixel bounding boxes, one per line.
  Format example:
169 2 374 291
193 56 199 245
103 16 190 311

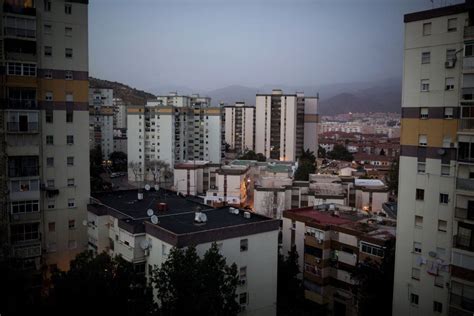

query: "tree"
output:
277 245 304 314
128 161 143 185
152 244 239 315
256 153 266 162
146 159 171 188
385 158 399 196
109 151 127 172
90 145 111 192
327 144 354 161
294 149 317 181
318 145 326 158
351 239 395 316
47 251 154 316
239 150 266 162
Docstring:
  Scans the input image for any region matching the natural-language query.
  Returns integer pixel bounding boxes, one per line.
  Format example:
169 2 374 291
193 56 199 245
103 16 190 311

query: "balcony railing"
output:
12 242 41 258
4 27 36 39
7 122 38 133
460 118 474 131
457 178 474 192
455 207 474 221
450 293 474 314
4 100 37 110
3 3 36 16
453 235 474 252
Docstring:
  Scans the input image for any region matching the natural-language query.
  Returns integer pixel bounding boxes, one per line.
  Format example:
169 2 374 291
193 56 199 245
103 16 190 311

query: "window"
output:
457 222 474 249
65 71 73 80
444 107 454 118
448 18 457 32
48 242 57 252
412 268 420 280
466 43 474 57
66 109 73 123
411 293 419 305
67 178 75 187
435 275 444 288
440 193 449 204
44 70 52 79
68 220 75 229
44 0 51 12
162 244 169 256
239 293 247 305
67 156 74 166
7 63 36 77
441 165 450 176
421 79 430 92
239 266 247 285
48 201 55 209
10 223 39 242
10 200 39 214
47 179 54 187
413 241 422 253
44 24 52 34
447 49 456 62
65 48 73 58
65 26 72 36
240 239 248 252
67 198 75 208
65 3 72 14
44 46 52 57
421 52 431 64
67 135 74 145
418 134 427 147
68 240 77 249
48 222 55 232
360 242 384 257
446 78 455 91
46 135 54 145
46 109 53 123
438 220 448 232
415 215 423 228
434 301 443 313
420 107 429 119
45 92 54 102
423 22 431 36
417 162 426 173
66 93 73 102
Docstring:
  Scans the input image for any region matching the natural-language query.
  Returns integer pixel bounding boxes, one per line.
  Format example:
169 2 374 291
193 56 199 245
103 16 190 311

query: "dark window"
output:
66 110 73 123
45 109 53 123
305 245 323 258
416 189 424 200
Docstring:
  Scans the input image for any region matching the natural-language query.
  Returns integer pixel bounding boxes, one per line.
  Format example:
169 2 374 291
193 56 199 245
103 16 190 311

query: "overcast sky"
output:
89 0 461 92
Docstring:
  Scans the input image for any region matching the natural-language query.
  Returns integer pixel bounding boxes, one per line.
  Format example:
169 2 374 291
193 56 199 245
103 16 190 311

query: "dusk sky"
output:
89 0 460 92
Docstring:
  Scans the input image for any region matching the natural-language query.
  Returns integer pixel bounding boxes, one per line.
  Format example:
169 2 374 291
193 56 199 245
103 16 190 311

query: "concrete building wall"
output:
127 107 145 182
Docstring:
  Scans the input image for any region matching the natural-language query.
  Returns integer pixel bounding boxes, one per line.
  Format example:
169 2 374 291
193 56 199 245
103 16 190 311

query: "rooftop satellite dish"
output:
145 184 151 191
200 213 207 223
151 215 159 225
82 220 88 226
147 209 154 217
154 184 159 191
140 239 151 250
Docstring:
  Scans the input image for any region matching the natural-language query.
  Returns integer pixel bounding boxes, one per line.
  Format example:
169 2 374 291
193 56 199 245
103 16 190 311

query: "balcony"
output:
453 235 474 252
4 27 36 40
465 26 474 39
7 121 38 133
3 3 36 16
460 118 474 131
456 207 474 221
457 179 474 193
4 100 37 110
337 251 357 266
450 294 474 315
12 242 41 259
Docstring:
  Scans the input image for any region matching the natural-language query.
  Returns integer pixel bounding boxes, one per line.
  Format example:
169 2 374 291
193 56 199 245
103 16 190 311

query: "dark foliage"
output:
327 144 354 161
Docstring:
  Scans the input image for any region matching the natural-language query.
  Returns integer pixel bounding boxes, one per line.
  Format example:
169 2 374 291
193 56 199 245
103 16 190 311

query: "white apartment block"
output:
127 93 223 183
89 88 114 159
113 97 127 129
224 102 255 153
255 90 319 161
1 0 90 272
87 189 279 316
393 3 474 316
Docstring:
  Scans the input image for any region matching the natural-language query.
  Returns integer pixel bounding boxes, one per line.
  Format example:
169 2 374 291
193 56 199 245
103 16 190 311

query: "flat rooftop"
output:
89 189 279 239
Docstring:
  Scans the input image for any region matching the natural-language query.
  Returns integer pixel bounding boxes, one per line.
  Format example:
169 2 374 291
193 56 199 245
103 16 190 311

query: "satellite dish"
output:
145 184 151 191
140 239 150 250
147 209 154 217
437 148 446 156
151 215 159 224
154 184 159 191
200 213 207 223
82 220 88 226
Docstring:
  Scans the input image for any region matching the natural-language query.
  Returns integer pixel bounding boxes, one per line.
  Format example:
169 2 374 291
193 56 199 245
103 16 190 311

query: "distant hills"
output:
89 77 155 105
91 76 402 114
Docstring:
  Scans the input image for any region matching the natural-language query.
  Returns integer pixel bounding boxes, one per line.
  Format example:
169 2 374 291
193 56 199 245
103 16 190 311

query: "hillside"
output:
89 77 156 105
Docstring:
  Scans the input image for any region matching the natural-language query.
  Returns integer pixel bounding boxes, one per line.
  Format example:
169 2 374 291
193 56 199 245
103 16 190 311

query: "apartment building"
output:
224 101 255 153
87 189 280 315
1 0 90 271
127 93 223 183
393 3 474 315
89 88 113 159
113 97 126 129
255 90 319 161
282 205 396 316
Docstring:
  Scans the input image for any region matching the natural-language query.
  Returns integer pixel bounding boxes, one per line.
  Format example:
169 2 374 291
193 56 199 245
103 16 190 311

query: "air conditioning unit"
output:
445 60 456 68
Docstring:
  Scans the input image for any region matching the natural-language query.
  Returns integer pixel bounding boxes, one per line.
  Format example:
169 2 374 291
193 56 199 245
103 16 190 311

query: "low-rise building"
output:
282 204 396 315
87 189 279 315
354 179 390 214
